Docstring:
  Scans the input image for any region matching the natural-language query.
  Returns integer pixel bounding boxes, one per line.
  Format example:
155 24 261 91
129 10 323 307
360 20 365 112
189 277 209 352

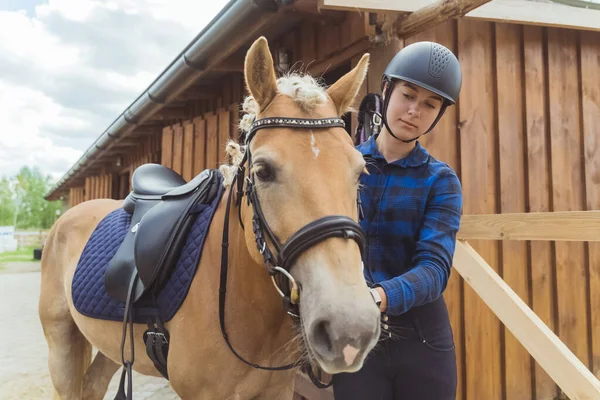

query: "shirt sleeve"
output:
376 169 463 316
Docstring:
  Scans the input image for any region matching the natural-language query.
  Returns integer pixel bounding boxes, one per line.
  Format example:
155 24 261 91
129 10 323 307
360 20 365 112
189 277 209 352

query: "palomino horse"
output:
39 36 380 399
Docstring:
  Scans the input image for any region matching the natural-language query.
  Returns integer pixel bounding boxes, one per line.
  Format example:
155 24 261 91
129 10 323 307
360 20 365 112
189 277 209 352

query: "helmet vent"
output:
429 44 451 78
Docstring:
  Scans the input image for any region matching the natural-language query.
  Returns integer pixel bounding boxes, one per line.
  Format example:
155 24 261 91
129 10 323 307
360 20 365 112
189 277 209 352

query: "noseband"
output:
218 115 366 387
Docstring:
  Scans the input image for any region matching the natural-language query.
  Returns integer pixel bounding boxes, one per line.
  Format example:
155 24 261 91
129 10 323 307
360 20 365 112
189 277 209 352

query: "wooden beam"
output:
147 106 190 121
453 241 600 400
319 0 600 32
395 0 492 38
458 210 600 242
213 55 245 72
308 37 372 76
176 85 221 101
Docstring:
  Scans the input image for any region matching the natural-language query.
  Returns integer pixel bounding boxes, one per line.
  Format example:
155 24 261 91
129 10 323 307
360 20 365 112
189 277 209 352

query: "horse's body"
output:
39 37 380 399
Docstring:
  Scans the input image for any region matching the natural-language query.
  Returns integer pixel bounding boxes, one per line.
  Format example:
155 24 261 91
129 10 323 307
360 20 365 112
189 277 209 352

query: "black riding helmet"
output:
380 41 462 143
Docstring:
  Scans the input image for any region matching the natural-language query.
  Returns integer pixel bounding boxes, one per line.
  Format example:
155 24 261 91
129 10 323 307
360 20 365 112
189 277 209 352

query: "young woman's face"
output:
384 80 444 141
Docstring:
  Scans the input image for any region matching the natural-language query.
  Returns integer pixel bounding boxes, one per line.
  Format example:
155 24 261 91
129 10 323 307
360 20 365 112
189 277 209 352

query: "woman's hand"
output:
375 287 388 313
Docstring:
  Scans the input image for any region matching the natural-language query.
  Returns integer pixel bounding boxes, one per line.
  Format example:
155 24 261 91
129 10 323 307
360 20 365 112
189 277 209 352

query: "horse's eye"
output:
254 163 275 182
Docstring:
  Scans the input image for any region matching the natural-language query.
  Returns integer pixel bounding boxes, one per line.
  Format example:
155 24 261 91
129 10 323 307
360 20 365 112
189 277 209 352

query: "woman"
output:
332 41 463 399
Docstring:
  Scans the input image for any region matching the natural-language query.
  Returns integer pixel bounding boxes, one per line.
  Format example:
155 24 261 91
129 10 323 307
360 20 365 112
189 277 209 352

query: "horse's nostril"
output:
311 319 334 357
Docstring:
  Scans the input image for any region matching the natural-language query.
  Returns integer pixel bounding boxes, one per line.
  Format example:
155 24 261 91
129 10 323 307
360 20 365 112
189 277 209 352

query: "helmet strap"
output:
380 78 448 144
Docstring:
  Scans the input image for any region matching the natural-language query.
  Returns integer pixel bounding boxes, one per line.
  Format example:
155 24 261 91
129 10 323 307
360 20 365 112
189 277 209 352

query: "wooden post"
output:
453 241 600 400
395 0 492 38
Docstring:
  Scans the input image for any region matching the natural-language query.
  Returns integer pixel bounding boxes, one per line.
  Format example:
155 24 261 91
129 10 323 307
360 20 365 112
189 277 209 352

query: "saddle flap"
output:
134 170 219 290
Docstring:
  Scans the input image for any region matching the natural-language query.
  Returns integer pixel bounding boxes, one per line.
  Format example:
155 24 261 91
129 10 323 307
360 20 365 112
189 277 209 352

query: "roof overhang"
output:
45 0 305 201
319 0 600 32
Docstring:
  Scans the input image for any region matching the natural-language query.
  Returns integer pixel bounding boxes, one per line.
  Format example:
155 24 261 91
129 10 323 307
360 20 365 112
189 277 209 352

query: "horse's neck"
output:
223 187 299 365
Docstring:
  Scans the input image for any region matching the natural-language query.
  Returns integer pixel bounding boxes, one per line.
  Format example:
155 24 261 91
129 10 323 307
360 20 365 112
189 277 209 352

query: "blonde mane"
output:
219 72 329 187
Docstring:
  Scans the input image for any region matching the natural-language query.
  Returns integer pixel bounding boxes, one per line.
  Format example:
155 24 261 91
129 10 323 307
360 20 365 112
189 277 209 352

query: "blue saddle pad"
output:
72 173 224 323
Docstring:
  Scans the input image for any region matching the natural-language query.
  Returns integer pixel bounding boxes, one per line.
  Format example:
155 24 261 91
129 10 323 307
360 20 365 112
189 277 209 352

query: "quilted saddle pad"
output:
71 175 224 324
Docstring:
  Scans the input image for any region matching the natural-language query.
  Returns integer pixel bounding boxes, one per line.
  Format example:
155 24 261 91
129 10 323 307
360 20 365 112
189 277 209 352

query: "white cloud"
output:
0 0 230 183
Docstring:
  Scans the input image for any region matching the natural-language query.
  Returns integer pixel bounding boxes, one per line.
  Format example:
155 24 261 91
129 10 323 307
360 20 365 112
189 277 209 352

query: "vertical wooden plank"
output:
405 20 465 400
182 121 195 181
341 12 368 46
580 30 600 379
218 109 232 166
87 177 93 200
222 79 232 108
231 73 242 112
91 177 97 200
299 22 317 65
495 23 532 400
172 124 184 175
206 113 219 169
457 19 502 400
101 176 107 198
68 188 74 208
193 117 207 176
317 23 341 60
523 25 558 399
547 28 589 373
366 38 403 94
161 126 174 168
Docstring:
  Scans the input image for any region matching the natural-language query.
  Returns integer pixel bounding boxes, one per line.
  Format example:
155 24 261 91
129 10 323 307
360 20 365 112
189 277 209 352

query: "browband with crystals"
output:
246 117 346 145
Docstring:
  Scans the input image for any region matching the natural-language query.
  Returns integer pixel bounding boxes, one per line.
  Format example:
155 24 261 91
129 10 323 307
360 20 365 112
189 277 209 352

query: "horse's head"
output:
229 36 380 374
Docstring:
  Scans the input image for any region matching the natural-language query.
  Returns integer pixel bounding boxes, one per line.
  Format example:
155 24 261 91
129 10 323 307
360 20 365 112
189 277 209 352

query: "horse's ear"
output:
326 53 370 116
244 36 278 112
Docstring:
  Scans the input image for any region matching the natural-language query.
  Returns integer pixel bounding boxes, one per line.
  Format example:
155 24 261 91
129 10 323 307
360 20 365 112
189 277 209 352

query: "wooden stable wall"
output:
159 12 371 178
68 133 162 208
60 9 600 400
374 21 600 400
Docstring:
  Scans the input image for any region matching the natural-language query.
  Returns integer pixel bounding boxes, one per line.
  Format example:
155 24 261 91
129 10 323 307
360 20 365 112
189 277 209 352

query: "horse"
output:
38 36 380 400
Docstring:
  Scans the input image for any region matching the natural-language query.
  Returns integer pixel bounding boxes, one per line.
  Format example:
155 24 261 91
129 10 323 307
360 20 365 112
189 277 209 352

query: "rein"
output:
218 116 367 389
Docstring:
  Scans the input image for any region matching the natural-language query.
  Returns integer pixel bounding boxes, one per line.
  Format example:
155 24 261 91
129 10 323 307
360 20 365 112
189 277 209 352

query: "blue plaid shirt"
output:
357 136 462 316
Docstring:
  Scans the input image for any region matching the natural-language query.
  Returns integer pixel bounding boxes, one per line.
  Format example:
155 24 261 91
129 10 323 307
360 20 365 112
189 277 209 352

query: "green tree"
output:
12 166 63 229
0 177 16 226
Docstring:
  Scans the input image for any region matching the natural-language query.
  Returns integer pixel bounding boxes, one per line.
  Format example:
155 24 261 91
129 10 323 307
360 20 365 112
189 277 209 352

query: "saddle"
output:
102 164 221 399
105 163 220 303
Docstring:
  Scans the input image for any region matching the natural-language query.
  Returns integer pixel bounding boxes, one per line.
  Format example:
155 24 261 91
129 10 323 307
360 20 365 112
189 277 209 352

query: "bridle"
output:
218 115 367 388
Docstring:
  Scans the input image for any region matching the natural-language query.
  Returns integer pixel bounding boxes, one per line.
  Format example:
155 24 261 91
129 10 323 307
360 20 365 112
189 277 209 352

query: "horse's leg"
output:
82 351 120 400
39 227 92 399
40 312 92 400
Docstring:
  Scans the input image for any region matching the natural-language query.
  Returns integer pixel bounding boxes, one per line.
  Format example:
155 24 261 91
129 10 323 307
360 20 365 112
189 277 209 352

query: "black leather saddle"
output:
105 163 220 303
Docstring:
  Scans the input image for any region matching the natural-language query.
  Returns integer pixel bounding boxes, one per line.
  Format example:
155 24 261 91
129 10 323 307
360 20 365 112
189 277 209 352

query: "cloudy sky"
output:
0 0 229 182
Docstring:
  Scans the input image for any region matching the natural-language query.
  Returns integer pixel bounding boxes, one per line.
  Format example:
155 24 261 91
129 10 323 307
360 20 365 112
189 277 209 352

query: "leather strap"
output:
115 274 138 400
279 215 365 271
218 174 300 371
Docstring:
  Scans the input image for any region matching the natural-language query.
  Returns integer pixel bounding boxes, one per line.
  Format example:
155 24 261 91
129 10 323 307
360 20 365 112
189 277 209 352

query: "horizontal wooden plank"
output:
319 0 600 32
453 241 600 400
458 211 600 241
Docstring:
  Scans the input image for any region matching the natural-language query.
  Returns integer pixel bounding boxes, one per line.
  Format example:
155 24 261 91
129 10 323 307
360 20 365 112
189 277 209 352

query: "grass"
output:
0 246 38 263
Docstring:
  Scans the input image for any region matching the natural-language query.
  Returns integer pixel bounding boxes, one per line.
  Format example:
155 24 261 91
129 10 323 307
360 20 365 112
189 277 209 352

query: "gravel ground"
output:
0 262 179 400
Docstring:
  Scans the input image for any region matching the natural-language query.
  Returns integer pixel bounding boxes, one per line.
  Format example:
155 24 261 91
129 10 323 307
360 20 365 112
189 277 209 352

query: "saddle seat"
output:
130 163 187 196
105 164 220 304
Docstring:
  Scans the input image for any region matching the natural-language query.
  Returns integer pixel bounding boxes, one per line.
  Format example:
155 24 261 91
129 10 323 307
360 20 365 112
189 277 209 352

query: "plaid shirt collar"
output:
357 135 430 168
